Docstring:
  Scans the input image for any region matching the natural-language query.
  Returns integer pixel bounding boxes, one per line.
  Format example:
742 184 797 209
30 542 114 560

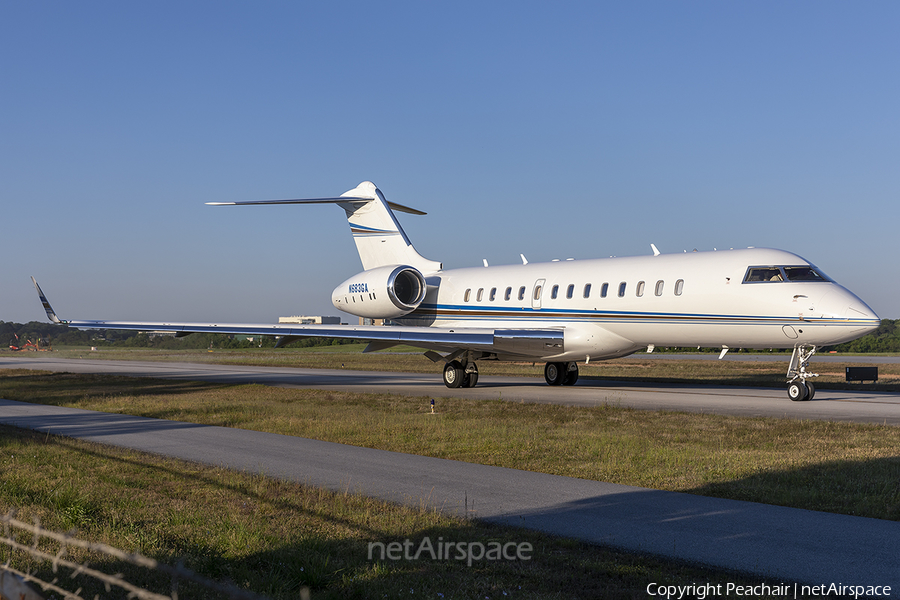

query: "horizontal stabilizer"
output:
208 182 440 273
206 197 427 215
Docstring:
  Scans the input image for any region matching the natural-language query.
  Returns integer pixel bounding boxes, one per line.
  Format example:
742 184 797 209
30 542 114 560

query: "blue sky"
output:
3 2 898 324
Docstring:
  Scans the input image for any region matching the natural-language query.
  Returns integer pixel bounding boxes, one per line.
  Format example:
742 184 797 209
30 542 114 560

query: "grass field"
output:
1 350 898 598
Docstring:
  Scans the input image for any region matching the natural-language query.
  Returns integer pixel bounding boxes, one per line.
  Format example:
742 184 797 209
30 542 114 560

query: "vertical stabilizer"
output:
337 182 442 273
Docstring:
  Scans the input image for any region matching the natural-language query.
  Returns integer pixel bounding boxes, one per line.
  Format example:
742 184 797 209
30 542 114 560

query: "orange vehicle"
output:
9 334 51 352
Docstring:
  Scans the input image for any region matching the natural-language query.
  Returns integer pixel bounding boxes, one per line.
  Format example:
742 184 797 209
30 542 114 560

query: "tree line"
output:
827 319 900 353
3 319 899 353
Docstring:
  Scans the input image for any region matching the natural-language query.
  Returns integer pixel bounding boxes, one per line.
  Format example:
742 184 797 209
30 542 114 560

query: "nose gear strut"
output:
787 344 818 401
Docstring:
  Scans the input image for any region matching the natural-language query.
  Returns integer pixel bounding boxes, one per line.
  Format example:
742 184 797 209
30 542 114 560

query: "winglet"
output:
31 277 64 324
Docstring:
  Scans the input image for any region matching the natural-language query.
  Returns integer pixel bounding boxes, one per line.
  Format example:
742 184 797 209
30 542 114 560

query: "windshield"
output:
743 265 831 283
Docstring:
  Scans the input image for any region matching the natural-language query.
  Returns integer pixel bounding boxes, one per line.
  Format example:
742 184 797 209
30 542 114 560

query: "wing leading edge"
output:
31 278 564 359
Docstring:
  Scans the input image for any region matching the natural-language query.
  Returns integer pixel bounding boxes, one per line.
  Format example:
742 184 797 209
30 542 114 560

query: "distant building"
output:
359 318 397 326
278 315 342 325
147 331 177 338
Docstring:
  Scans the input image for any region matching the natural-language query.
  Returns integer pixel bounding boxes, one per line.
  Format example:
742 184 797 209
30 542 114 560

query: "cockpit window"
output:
743 266 831 283
783 266 829 282
745 268 784 282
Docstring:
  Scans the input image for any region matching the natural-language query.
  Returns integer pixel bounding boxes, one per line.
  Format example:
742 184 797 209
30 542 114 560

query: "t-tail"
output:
207 181 442 274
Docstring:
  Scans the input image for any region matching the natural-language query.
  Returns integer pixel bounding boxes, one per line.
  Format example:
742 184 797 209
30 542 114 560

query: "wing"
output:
32 278 564 358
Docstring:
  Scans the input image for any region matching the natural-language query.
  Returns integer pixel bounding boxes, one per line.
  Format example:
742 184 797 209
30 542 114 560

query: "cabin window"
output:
583 283 591 298
655 280 664 296
477 288 484 302
566 284 574 299
518 286 526 301
490 287 497 301
464 289 471 302
618 282 627 297
636 281 645 297
533 285 542 301
551 285 559 300
600 283 609 298
675 279 684 296
505 287 512 301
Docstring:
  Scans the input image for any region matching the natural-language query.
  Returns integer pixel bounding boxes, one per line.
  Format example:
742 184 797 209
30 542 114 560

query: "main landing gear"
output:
441 360 580 388
786 344 818 401
544 361 579 386
442 360 479 388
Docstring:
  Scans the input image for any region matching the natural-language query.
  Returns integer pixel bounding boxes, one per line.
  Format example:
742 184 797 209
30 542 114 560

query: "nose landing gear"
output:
787 344 818 401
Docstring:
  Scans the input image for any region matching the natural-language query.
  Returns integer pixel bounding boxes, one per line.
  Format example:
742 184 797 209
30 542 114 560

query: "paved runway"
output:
0 397 897 589
3 355 900 425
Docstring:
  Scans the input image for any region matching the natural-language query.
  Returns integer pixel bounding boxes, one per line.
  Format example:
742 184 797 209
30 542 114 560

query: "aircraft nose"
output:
818 288 880 335
848 303 880 333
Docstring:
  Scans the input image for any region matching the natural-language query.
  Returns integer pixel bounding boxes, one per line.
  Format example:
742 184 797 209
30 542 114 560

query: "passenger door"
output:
532 279 545 310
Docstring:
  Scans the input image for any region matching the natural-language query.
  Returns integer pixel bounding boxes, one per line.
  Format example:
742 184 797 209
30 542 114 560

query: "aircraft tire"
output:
787 381 809 401
443 361 464 388
460 363 478 387
563 362 579 386
544 362 566 386
806 381 815 401
464 371 478 388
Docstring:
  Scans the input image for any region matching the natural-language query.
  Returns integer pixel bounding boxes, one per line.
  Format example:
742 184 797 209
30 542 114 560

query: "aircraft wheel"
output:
563 362 579 386
544 362 566 386
464 364 479 388
787 381 809 401
806 381 816 401
443 361 464 388
464 371 479 388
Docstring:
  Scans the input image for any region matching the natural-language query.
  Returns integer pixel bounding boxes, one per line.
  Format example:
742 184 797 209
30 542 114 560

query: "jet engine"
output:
331 265 426 319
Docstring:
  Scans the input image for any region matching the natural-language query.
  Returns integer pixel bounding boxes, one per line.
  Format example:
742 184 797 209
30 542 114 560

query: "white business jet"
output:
33 181 879 401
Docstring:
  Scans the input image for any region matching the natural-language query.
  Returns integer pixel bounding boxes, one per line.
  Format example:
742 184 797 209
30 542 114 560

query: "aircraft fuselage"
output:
396 247 877 362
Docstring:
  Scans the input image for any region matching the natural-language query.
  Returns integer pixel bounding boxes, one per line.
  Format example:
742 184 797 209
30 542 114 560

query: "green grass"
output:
2 369 899 521
0 424 784 600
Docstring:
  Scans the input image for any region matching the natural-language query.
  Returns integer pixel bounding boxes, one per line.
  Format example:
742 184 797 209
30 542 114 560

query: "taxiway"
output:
2 355 899 425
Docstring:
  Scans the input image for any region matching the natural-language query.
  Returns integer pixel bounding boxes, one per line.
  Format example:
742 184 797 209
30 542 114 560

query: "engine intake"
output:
332 265 426 319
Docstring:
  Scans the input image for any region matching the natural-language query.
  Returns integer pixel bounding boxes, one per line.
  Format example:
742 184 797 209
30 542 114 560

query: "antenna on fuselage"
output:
650 244 661 256
520 254 528 265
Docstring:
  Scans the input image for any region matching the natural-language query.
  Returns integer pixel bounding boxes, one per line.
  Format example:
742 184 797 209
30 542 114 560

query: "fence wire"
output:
0 511 293 600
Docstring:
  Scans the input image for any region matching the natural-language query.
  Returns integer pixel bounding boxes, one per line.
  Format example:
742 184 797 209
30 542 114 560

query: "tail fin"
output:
207 181 442 274
336 182 442 273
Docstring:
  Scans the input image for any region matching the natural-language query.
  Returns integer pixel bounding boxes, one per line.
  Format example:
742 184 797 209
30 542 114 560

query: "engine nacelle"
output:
331 265 426 319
